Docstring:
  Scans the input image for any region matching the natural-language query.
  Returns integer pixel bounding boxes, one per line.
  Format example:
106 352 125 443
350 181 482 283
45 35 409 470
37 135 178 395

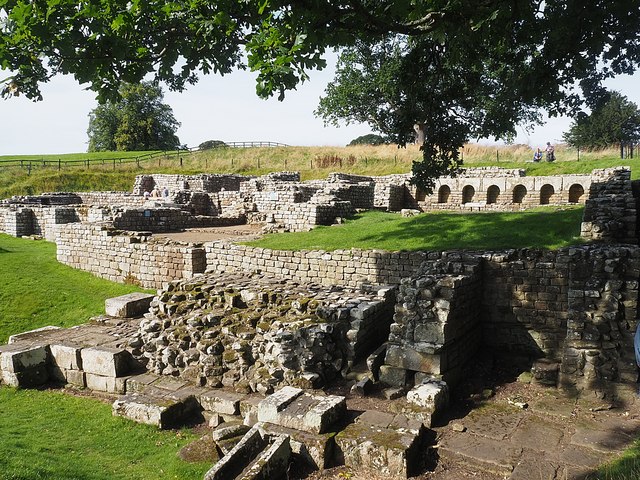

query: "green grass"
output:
592 438 640 479
246 207 585 252
0 387 210 480
0 234 147 343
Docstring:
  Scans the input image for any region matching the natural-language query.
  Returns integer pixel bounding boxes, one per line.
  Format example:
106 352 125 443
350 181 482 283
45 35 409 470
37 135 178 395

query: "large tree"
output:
87 82 180 151
563 92 640 153
2 1 640 187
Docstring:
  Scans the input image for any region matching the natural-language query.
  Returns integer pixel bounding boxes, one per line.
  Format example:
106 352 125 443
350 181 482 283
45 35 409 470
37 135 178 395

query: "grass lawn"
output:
0 234 148 343
0 388 210 480
246 207 585 252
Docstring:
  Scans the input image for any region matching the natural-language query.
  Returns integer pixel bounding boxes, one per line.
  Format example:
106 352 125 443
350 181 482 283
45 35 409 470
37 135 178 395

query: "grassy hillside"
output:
0 144 632 199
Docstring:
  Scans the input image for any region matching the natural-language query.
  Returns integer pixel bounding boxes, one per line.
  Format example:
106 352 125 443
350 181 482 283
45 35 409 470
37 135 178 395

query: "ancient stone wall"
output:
77 192 145 207
204 243 428 287
1 206 80 240
56 223 206 288
112 207 242 233
581 167 637 244
133 173 252 195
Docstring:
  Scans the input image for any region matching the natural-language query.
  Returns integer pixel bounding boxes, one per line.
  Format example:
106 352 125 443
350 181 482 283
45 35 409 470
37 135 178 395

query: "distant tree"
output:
348 134 389 146
87 82 180 152
198 140 228 150
563 92 640 155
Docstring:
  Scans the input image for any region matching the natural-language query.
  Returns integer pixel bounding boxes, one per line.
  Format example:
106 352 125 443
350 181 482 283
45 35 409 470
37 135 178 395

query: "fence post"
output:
577 147 580 161
28 162 32 176
257 158 260 169
58 159 61 171
113 158 116 170
496 149 499 162
137 158 140 168
180 157 183 167
158 158 161 167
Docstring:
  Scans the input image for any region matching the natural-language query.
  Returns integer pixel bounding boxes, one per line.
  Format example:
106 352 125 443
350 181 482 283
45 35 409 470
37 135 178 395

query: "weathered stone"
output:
0 344 49 387
212 421 251 443
85 373 127 394
105 292 155 318
49 344 82 370
81 347 130 377
385 344 441 374
406 378 449 415
112 392 198 429
200 389 244 415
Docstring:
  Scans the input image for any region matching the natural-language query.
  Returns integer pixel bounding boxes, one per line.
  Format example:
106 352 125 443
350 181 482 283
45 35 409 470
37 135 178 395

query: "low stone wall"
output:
204 243 427 287
56 223 206 288
2 206 80 240
77 192 145 207
112 207 243 233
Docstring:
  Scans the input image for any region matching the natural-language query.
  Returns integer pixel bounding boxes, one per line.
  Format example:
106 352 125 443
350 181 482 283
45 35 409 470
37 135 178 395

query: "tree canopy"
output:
2 0 640 187
87 82 180 152
563 92 640 151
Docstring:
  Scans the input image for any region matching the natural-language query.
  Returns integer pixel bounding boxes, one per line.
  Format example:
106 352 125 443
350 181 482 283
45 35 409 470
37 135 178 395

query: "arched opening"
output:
540 184 555 205
512 185 527 204
486 185 500 204
415 188 427 202
568 184 585 203
438 185 451 203
462 185 475 204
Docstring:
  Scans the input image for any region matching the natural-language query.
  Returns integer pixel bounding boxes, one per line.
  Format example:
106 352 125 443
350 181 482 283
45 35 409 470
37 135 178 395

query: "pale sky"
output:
1 57 639 155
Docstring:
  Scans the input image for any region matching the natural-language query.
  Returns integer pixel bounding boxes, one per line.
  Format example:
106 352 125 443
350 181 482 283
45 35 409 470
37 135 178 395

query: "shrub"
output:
198 140 228 150
348 134 388 146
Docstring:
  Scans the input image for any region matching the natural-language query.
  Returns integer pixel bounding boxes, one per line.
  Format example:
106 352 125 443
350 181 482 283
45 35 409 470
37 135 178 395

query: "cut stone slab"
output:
257 386 303 422
204 424 268 480
438 432 522 476
86 373 128 394
509 456 558 480
213 421 251 443
105 293 155 318
49 343 82 370
240 395 264 426
406 378 449 415
50 365 86 387
81 346 130 377
200 389 245 416
258 390 346 434
570 419 639 453
8 326 61 344
261 423 335 470
238 433 290 480
509 415 564 452
112 392 197 429
0 344 49 387
385 344 441 374
462 406 524 441
126 373 162 393
335 420 423 478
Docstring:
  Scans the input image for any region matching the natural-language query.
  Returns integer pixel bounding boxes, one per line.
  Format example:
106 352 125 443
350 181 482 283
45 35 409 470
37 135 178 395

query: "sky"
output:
1 58 639 156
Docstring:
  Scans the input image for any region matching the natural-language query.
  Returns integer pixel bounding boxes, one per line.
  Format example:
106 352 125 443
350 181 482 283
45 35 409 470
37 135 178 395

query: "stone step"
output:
105 293 155 318
0 343 49 387
334 410 425 478
205 424 290 480
257 387 346 434
112 390 199 429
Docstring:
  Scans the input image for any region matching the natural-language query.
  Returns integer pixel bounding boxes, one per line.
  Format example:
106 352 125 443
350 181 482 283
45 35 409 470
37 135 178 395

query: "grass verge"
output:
246 207 585 252
0 234 147 343
0 387 209 480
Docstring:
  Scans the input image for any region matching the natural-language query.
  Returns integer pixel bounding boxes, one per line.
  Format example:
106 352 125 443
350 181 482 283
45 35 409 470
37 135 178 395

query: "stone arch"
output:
462 185 475 204
438 185 451 203
486 185 500 204
415 188 427 202
568 184 585 203
512 185 527 204
540 184 555 205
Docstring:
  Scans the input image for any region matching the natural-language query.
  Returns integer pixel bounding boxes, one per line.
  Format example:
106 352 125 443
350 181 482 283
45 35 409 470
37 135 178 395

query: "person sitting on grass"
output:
533 148 543 162
545 142 555 162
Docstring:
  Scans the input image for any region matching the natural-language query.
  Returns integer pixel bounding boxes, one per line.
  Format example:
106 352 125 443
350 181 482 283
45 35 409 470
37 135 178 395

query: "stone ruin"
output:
1 165 640 478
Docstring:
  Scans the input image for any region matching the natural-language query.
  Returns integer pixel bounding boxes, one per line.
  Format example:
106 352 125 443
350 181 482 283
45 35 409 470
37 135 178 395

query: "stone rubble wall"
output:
132 274 395 393
581 167 637 244
77 192 145 207
56 223 206 288
133 173 252 195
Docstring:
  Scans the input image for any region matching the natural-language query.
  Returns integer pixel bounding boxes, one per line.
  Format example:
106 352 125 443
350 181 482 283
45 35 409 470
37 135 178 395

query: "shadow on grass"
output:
342 208 582 251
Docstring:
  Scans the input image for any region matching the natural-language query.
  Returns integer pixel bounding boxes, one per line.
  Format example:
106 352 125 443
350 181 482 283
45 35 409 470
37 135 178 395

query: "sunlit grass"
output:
246 207 585 252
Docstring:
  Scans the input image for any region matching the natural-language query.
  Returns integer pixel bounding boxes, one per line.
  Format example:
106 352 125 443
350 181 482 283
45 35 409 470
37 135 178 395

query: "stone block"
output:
105 293 155 318
49 365 86 387
379 365 409 388
257 386 303 423
200 389 244 415
0 345 49 387
240 395 263 426
335 420 423 478
406 378 449 415
385 344 441 374
241 433 291 480
261 423 335 470
49 344 82 370
212 420 251 443
112 393 196 429
81 347 130 377
8 326 61 344
86 373 128 394
204 425 267 480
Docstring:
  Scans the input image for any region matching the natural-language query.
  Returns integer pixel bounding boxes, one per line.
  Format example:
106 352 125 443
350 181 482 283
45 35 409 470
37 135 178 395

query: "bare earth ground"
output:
153 224 265 243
